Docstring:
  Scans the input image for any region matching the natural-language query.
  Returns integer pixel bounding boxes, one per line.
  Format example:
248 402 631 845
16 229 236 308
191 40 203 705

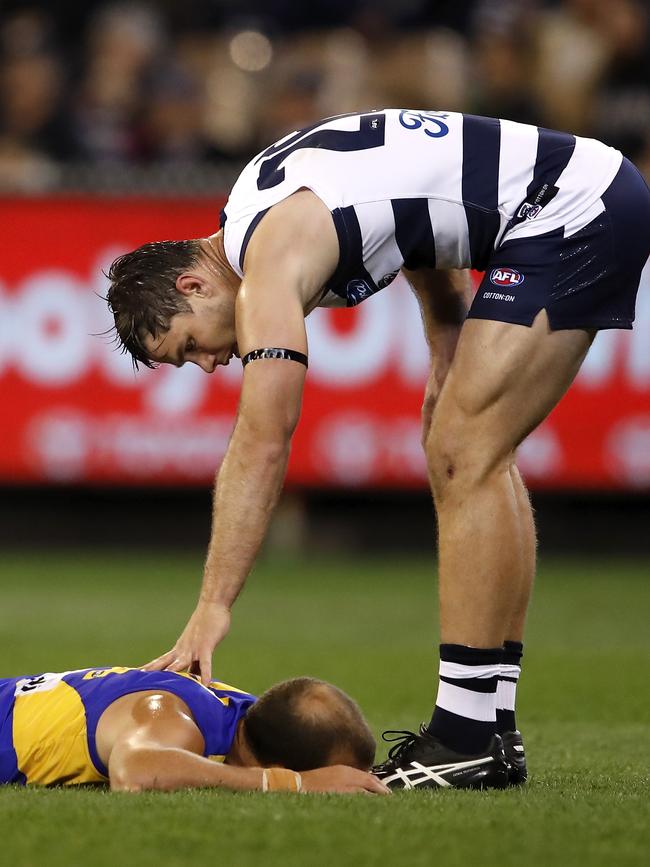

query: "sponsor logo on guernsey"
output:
489 267 524 288
515 182 559 222
346 279 374 305
517 202 542 220
378 270 399 289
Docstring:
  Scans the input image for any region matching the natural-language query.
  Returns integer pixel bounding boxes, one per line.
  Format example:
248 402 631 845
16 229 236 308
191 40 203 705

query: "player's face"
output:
144 293 238 373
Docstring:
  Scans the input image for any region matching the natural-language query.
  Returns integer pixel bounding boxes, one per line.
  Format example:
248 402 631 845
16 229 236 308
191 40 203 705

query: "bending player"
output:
105 108 650 789
0 666 387 793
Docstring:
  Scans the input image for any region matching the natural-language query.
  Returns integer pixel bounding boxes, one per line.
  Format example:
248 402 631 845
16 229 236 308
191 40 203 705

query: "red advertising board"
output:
1 198 649 489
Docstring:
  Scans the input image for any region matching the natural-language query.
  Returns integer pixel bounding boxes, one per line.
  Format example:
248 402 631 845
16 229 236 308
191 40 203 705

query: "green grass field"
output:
1 551 649 867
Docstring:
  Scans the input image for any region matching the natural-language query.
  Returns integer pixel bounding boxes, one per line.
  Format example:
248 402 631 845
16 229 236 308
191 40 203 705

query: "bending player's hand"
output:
142 601 231 685
300 766 391 795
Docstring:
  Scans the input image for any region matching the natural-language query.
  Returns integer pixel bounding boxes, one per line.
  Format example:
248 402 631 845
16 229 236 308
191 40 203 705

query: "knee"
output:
425 416 512 503
424 427 469 502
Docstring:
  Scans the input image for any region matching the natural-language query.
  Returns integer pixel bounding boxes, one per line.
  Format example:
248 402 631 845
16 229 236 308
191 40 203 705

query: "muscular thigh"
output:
430 310 595 461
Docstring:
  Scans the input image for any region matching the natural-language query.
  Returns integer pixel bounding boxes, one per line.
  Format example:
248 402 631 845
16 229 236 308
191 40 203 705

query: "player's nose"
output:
196 354 217 373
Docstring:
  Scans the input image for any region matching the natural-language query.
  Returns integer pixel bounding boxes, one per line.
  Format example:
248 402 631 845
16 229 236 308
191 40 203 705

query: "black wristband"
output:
242 348 308 368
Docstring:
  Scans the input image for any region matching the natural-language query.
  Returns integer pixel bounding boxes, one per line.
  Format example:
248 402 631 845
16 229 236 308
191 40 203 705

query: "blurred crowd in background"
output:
1 0 650 192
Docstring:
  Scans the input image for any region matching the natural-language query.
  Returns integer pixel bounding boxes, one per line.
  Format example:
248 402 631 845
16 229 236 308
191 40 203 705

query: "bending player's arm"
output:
404 267 473 443
105 692 388 794
145 192 340 683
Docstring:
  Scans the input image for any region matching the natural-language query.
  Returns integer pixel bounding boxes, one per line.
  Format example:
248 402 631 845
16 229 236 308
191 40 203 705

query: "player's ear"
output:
176 272 210 298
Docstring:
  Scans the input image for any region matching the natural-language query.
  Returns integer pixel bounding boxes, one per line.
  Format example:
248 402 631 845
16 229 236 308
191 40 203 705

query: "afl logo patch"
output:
490 267 524 287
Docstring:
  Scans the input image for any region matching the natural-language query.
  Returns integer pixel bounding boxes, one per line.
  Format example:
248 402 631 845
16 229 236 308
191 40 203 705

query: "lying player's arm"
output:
404 267 473 443
107 693 261 792
106 693 388 794
146 192 340 683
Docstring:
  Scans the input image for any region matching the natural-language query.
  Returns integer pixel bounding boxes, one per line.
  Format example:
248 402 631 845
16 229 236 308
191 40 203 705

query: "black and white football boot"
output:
372 725 510 790
501 730 527 785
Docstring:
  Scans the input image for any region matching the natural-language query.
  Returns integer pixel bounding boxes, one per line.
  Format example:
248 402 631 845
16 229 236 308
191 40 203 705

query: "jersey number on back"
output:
255 113 386 190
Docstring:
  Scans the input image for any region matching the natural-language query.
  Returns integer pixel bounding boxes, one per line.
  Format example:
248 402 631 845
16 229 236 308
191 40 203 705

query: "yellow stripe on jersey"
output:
174 671 247 693
208 679 252 696
174 671 256 704
12 681 106 786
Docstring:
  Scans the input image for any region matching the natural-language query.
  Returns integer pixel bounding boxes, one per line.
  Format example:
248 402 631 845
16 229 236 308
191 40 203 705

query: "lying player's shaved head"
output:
242 677 376 772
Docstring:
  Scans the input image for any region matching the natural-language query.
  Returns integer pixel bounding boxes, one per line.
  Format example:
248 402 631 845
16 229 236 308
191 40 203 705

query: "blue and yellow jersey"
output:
0 667 256 786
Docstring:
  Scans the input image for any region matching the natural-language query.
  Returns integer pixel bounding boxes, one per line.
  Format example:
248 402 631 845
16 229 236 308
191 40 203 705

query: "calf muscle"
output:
428 310 594 646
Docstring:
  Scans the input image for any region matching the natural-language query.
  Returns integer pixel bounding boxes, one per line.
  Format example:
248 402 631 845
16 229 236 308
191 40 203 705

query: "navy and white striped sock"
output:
496 640 523 734
426 644 502 755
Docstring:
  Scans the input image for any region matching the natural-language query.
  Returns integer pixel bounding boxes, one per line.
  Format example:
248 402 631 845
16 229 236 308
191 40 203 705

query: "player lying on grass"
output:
0 666 388 794
106 108 650 790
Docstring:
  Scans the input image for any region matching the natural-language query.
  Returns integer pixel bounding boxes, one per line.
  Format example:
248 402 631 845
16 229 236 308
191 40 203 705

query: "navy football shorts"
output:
468 157 650 331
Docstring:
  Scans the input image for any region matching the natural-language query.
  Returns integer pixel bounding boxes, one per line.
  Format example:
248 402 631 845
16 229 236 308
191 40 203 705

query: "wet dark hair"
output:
242 677 376 772
106 239 200 369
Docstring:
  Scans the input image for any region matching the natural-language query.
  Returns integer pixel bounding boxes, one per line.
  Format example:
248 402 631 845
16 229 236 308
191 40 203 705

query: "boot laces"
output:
381 729 421 763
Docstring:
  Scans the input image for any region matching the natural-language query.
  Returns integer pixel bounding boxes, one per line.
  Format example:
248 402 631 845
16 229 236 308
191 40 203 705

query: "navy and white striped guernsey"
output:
221 109 622 308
